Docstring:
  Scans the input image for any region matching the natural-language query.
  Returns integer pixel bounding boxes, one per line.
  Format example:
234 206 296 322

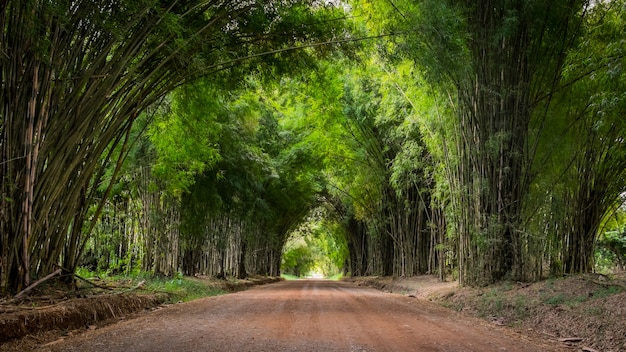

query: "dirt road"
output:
40 280 561 352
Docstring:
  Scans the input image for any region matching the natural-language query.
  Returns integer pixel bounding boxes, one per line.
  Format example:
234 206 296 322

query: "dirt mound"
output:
218 276 283 292
352 274 626 352
0 293 168 343
440 274 626 352
344 275 457 299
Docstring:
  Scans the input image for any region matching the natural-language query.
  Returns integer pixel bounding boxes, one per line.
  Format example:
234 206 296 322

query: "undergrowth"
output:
143 276 226 302
451 277 625 320
326 273 344 280
75 267 226 303
280 274 300 280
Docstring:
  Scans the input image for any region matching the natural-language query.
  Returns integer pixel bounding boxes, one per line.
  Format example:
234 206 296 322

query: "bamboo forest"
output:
2 0 626 295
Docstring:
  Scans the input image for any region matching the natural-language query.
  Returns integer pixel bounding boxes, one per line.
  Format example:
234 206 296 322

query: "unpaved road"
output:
41 280 561 352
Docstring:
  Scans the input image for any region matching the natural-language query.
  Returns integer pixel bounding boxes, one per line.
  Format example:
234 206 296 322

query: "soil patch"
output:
349 273 626 352
0 293 167 342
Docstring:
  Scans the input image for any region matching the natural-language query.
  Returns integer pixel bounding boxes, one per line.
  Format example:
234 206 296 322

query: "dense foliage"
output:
0 0 352 293
355 0 626 284
2 0 625 294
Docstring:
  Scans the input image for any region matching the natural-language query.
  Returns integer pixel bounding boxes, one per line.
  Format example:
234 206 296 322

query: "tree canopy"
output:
2 0 625 294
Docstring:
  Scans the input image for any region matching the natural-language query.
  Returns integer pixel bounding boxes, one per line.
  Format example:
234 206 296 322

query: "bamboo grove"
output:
0 0 352 293
2 0 626 294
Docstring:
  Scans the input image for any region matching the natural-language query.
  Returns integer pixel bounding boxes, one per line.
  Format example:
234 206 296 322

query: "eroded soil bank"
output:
0 276 281 351
347 274 626 352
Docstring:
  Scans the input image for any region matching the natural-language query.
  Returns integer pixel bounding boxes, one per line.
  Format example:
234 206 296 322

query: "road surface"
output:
41 280 561 352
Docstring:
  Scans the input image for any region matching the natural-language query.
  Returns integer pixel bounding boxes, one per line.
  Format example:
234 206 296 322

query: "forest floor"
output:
346 273 626 352
0 275 281 351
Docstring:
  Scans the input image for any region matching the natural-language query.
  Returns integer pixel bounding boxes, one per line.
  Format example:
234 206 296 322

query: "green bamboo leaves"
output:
0 0 352 293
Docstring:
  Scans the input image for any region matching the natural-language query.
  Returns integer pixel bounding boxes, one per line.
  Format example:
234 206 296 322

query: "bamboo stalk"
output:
12 268 62 301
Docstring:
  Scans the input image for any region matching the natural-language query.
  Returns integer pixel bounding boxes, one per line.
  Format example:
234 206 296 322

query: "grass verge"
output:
75 268 227 303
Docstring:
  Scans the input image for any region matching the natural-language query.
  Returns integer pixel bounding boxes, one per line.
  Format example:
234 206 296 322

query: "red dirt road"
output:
41 280 561 352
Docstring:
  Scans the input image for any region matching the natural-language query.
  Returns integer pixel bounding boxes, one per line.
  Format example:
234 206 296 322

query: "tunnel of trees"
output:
2 0 626 294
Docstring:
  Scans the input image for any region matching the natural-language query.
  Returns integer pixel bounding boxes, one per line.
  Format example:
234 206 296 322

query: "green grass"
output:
75 267 226 303
143 276 226 302
566 295 588 308
75 266 99 278
326 273 344 280
280 273 300 280
513 295 529 320
592 285 623 298
541 285 623 307
477 289 505 317
545 293 566 305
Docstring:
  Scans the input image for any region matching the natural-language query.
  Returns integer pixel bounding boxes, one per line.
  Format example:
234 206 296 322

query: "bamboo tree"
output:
530 1 626 274
276 55 443 278
1 0 352 293
359 0 594 284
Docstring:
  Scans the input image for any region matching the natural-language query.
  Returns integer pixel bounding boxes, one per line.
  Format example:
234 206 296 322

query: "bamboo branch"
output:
12 268 62 301
72 273 113 291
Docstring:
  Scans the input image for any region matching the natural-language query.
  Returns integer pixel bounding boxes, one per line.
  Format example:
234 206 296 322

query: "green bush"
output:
596 230 626 272
281 246 314 277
